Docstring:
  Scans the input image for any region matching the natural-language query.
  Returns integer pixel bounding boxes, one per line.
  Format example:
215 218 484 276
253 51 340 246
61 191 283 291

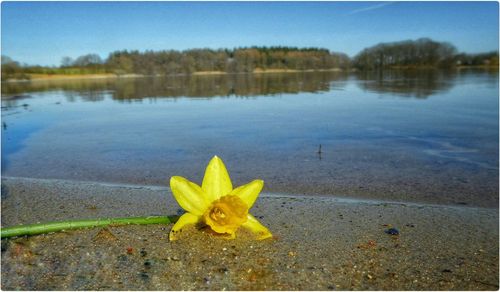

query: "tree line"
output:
2 38 498 81
353 38 498 69
73 47 351 76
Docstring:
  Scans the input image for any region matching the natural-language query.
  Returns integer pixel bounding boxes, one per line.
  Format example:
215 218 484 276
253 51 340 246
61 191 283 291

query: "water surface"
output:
2 70 498 207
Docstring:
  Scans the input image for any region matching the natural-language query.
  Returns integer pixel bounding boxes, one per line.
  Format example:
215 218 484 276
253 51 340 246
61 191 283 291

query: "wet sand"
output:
1 177 498 290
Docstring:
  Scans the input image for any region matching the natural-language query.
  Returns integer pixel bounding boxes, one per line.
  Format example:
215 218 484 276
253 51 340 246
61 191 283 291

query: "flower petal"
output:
202 156 233 202
231 179 264 209
242 214 272 240
169 212 199 241
170 176 209 215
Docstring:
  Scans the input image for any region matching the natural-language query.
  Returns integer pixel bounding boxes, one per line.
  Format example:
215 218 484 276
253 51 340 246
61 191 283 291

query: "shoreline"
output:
2 176 497 211
1 176 498 290
3 65 497 84
2 68 345 84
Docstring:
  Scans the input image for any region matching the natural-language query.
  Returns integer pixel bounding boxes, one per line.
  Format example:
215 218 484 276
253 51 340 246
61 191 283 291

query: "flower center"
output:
203 195 248 234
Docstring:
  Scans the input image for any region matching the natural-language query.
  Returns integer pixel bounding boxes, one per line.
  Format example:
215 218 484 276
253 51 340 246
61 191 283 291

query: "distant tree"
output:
73 54 103 67
454 51 499 67
353 38 458 70
180 54 196 74
61 56 74 67
1 55 29 81
107 51 134 75
1 55 14 65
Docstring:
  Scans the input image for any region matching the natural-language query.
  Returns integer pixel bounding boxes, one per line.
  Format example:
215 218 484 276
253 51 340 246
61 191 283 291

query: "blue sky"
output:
2 1 498 66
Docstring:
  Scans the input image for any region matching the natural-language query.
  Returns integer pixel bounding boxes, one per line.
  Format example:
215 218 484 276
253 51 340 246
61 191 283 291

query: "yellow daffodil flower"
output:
169 156 272 241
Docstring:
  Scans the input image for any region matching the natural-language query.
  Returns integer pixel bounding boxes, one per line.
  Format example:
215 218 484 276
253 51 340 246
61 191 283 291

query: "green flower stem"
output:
1 215 178 239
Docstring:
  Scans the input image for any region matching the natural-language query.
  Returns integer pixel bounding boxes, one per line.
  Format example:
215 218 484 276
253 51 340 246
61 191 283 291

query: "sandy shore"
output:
1 177 498 290
3 68 345 84
8 73 120 83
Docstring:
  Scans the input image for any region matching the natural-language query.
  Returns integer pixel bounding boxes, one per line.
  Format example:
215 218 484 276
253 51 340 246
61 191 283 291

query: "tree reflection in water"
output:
2 69 497 103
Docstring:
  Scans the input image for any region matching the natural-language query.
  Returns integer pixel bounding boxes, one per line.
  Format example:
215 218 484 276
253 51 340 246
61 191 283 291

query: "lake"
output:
1 70 498 207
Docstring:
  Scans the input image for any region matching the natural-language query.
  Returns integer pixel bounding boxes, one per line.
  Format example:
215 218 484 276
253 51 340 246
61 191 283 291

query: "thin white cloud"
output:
347 2 395 15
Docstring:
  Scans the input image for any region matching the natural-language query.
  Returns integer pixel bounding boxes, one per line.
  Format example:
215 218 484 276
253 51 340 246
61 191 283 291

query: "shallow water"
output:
1 70 498 207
